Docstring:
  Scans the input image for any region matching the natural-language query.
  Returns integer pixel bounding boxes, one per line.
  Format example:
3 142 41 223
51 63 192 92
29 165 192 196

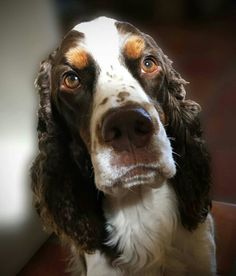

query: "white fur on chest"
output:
104 183 178 274
77 183 216 276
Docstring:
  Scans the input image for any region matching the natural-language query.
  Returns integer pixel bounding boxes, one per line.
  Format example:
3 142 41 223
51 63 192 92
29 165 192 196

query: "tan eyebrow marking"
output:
124 35 145 59
65 47 89 69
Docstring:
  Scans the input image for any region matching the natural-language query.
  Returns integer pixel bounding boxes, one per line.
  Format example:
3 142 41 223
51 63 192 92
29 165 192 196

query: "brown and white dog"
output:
31 17 216 275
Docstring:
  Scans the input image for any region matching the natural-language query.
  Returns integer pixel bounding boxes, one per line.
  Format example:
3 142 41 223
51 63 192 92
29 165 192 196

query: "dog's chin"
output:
97 169 165 197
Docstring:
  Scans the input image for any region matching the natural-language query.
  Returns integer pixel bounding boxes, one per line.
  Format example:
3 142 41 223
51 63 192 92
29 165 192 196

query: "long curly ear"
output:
31 51 106 252
161 54 211 230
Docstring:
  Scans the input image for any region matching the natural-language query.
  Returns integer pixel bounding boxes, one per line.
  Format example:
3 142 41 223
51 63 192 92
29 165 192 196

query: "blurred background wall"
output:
0 0 60 275
0 0 235 275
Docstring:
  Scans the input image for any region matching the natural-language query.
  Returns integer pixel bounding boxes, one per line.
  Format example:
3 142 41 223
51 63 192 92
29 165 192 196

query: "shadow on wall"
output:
0 0 60 275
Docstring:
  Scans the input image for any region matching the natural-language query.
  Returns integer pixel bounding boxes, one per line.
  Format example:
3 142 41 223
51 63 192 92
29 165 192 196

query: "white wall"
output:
0 0 60 275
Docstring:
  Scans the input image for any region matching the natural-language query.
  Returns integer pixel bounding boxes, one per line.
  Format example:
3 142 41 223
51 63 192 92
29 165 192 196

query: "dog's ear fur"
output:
31 51 106 252
160 53 211 230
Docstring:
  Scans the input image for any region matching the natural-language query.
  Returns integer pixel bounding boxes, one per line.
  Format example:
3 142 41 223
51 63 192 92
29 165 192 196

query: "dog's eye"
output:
63 73 80 89
141 57 159 74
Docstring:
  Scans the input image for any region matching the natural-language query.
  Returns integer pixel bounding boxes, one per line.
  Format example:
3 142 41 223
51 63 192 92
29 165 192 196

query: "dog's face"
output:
51 17 176 196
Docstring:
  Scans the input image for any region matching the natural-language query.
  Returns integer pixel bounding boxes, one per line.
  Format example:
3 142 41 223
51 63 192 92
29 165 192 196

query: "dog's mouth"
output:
98 163 165 195
114 165 158 187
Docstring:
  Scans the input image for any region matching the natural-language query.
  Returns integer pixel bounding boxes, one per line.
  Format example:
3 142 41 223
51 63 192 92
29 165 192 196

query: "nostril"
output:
134 119 153 135
102 106 155 151
105 127 122 142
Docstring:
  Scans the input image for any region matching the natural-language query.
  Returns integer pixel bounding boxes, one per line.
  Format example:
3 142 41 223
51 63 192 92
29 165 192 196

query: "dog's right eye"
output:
62 72 80 90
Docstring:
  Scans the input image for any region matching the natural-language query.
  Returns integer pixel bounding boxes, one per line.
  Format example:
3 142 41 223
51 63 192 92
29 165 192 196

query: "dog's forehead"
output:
70 16 140 67
73 16 118 41
72 17 123 66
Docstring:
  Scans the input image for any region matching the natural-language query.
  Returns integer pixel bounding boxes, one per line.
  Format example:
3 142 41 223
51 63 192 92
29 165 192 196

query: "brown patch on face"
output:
100 97 108 106
59 30 85 56
95 120 104 148
66 47 89 69
79 127 92 152
124 36 145 59
78 104 94 153
115 21 140 36
116 91 130 103
154 102 166 125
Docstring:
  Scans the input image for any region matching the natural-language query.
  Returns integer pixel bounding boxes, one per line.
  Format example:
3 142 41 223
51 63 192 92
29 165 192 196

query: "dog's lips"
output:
121 166 156 179
99 165 163 196
97 156 176 195
112 165 160 188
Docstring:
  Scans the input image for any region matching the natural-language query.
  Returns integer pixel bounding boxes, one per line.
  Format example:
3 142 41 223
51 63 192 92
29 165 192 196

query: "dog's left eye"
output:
141 57 159 74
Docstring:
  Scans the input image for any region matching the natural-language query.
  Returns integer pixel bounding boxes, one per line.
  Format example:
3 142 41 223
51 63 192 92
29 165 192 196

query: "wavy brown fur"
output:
31 30 211 254
31 51 107 252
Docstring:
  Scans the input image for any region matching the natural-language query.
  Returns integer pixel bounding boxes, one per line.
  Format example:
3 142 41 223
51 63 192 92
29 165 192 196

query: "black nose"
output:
102 107 154 152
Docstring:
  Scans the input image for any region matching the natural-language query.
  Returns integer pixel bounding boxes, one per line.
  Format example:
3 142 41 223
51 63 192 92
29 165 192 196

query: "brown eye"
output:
141 57 159 74
63 73 80 89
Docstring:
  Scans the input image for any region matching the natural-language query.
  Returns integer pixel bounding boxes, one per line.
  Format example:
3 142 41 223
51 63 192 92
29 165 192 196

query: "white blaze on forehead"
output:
73 17 152 141
73 16 120 68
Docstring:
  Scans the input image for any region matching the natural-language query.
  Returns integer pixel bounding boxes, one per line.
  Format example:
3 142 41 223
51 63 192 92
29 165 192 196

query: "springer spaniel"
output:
31 17 216 275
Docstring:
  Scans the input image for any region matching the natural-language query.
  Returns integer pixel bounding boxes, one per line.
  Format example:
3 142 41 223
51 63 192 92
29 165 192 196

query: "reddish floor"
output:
17 201 236 276
17 236 70 276
212 202 236 275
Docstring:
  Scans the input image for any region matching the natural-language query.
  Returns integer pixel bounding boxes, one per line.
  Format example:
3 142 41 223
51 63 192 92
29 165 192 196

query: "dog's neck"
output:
104 184 154 209
103 183 178 273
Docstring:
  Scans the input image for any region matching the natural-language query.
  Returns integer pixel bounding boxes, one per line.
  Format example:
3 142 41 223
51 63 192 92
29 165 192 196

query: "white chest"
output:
80 183 215 276
103 184 178 274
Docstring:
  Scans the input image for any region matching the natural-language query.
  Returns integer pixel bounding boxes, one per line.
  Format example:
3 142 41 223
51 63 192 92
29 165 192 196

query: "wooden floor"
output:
17 235 70 276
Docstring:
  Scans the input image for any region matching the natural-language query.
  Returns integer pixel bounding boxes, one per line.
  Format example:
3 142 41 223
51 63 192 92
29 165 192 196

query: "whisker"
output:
172 151 181 157
174 160 180 169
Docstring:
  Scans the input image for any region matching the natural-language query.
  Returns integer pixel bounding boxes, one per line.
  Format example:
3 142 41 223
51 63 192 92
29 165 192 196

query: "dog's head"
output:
54 17 177 195
32 17 211 251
